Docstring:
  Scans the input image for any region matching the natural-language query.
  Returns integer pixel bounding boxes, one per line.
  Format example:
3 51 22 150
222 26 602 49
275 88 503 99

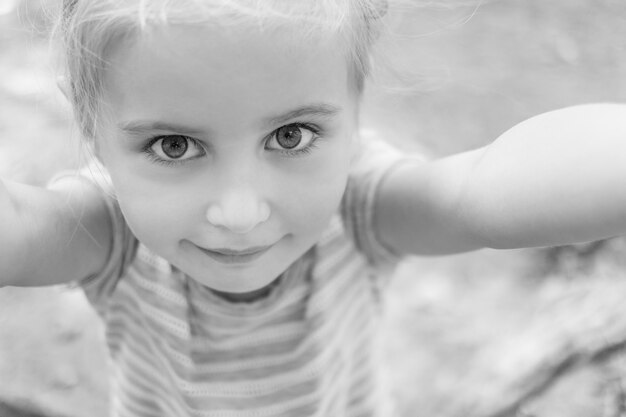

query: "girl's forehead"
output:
107 21 352 80
103 24 356 131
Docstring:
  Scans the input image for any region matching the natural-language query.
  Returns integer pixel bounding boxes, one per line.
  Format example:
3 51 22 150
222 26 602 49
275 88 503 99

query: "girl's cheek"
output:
113 183 193 245
281 168 349 226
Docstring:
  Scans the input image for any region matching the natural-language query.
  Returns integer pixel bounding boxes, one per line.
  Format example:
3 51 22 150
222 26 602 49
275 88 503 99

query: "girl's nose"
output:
206 189 271 234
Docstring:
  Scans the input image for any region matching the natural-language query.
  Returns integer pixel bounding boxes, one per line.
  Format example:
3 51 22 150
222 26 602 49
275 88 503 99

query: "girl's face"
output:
97 24 359 298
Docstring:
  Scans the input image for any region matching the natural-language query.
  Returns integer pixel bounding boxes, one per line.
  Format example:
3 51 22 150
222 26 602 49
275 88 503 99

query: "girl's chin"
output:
186 266 285 302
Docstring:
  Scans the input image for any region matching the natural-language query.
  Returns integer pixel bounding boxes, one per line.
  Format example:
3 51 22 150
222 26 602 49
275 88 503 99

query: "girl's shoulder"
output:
340 130 424 270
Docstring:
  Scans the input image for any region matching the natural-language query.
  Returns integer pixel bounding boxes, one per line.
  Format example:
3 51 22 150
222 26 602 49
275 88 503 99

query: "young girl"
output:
2 0 626 416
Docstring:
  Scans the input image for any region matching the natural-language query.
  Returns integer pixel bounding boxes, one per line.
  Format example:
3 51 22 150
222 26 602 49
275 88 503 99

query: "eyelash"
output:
141 122 323 166
266 123 321 157
141 136 205 167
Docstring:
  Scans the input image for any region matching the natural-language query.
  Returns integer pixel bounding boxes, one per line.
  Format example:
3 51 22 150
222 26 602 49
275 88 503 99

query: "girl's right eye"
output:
143 135 205 165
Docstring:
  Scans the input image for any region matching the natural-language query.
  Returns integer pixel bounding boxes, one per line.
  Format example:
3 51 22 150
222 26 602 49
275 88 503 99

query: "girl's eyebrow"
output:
262 103 342 127
117 103 342 136
118 121 207 136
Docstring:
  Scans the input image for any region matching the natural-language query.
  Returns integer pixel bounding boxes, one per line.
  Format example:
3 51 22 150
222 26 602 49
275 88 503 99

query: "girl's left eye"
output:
144 135 205 164
265 124 319 155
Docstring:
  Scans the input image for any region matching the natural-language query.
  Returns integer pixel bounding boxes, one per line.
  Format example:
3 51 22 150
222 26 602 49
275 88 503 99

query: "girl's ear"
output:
89 134 108 167
56 75 70 100
349 130 364 168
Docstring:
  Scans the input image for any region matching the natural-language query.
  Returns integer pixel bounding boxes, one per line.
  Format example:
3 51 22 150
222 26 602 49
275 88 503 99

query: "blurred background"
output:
1 0 626 416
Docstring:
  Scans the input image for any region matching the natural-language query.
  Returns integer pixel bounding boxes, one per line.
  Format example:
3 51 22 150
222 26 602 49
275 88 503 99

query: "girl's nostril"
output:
259 203 271 222
206 206 225 226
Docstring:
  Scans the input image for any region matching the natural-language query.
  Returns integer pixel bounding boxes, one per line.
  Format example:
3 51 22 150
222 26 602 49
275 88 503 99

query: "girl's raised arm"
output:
374 103 626 256
0 178 112 287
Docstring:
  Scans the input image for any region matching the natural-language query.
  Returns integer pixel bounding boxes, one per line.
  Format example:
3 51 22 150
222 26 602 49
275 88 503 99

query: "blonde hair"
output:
55 0 388 141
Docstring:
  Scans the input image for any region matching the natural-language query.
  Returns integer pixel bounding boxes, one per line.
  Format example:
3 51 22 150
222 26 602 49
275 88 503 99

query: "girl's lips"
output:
196 244 274 265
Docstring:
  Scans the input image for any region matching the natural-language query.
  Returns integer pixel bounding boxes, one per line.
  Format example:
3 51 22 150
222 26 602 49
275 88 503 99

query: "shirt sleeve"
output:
340 133 424 271
47 161 137 315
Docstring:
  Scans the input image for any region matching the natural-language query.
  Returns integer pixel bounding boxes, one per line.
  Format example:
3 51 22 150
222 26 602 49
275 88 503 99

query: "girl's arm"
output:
0 178 112 287
375 103 626 256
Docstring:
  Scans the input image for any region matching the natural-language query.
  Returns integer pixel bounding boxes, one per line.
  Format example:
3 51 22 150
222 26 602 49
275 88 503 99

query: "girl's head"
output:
57 0 387 298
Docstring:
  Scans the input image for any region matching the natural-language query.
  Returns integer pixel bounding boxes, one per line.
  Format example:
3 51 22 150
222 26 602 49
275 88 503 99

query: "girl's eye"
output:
145 135 205 163
266 124 319 154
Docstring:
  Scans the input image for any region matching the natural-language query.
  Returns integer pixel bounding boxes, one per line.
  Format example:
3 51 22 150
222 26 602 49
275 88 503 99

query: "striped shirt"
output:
59 138 410 417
